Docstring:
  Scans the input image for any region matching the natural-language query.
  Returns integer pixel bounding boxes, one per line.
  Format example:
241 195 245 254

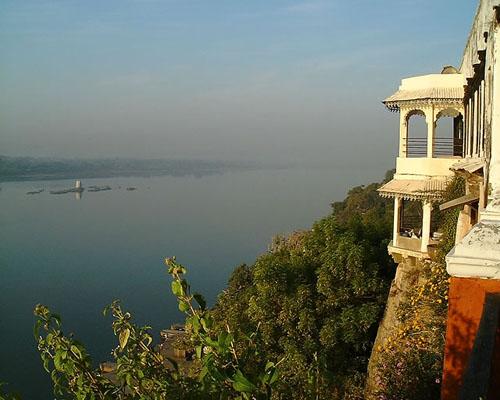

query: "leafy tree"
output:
211 264 255 338
211 174 395 399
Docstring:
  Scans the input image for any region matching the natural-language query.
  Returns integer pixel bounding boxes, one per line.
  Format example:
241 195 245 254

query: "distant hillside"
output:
0 156 259 182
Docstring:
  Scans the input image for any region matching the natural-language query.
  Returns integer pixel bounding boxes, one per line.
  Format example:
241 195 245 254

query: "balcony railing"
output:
434 137 464 157
405 137 463 158
390 235 440 256
406 137 427 157
396 235 422 252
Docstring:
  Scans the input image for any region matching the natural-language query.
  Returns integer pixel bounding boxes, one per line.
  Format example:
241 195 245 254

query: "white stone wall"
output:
447 0 500 279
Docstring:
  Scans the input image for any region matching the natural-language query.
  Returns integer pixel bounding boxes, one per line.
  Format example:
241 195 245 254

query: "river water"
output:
0 166 382 398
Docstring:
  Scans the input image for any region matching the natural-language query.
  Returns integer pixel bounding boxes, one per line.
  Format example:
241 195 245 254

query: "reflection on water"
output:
0 166 381 398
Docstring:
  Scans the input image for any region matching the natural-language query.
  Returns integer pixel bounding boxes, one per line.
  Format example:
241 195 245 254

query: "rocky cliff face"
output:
364 256 426 399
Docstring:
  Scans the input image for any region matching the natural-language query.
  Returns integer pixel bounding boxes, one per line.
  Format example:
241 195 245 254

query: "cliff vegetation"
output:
210 171 396 399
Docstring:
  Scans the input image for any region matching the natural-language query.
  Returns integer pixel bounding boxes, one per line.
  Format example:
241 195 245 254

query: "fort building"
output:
376 1 500 398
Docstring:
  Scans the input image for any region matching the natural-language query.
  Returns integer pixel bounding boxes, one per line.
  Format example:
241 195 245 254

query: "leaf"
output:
125 373 133 387
193 293 206 310
190 315 201 333
225 333 234 347
198 365 209 382
33 319 42 339
143 335 153 347
204 337 219 349
200 316 212 331
71 345 82 360
51 313 61 327
178 300 190 313
268 368 279 385
43 357 51 373
119 328 130 349
207 362 225 382
262 362 279 385
195 345 202 359
232 370 256 393
53 352 63 371
171 280 184 297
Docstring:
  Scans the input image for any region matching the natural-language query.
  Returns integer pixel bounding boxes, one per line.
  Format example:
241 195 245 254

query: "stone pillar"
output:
426 107 435 158
420 200 431 253
489 29 500 203
479 80 485 157
455 205 472 244
473 90 479 156
393 197 401 247
467 97 473 157
399 112 408 158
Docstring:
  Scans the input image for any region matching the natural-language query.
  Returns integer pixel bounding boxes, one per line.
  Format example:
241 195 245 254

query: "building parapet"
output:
395 157 459 178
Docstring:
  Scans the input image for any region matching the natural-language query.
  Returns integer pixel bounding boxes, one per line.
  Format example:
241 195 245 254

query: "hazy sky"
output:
0 0 477 167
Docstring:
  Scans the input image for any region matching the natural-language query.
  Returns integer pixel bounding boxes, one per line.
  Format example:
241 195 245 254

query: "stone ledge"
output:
446 219 500 279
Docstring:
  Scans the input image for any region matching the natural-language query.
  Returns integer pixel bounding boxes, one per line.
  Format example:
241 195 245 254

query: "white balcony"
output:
388 235 439 260
395 156 461 179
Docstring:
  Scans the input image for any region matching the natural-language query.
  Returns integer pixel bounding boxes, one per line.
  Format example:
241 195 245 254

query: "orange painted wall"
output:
441 277 500 400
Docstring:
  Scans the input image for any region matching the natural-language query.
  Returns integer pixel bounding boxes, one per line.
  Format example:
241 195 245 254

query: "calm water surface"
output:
0 166 382 398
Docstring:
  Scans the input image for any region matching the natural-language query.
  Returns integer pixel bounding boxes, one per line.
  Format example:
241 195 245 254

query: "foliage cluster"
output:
0 383 20 400
372 177 465 400
211 173 395 399
19 258 279 400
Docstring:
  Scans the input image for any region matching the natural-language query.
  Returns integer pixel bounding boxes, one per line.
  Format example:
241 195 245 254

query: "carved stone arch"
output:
404 108 426 123
436 107 462 120
404 108 428 157
435 107 464 157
